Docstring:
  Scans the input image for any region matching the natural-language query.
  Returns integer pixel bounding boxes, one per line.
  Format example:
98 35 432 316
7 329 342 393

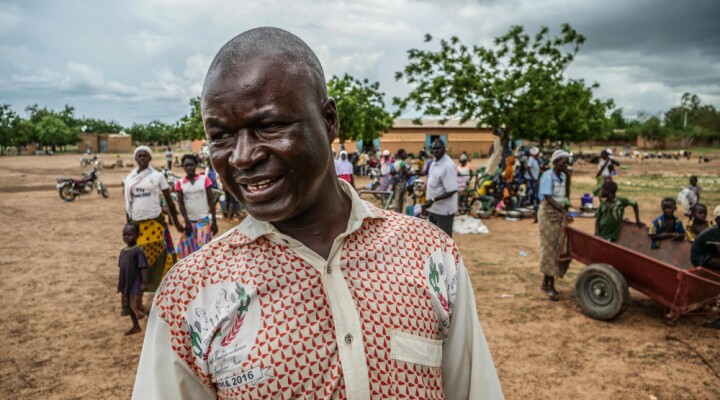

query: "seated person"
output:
477 180 499 209
595 181 642 242
648 198 686 249
495 182 518 211
690 206 720 329
686 203 712 242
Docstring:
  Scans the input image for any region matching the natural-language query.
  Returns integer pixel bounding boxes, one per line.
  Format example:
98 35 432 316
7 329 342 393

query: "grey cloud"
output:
1 0 718 125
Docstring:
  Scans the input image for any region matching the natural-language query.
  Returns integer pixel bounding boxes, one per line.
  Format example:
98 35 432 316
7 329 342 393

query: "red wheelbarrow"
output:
559 222 720 321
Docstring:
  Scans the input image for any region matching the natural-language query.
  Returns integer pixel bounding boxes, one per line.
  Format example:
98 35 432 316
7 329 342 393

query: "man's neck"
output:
272 179 352 259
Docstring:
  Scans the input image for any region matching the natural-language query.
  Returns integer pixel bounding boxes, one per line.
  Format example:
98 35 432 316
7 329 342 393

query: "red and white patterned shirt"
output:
133 181 503 399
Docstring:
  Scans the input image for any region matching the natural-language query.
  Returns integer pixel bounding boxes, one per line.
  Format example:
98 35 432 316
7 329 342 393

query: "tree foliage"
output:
394 24 613 144
126 120 177 145
175 97 205 141
78 117 124 134
327 74 393 144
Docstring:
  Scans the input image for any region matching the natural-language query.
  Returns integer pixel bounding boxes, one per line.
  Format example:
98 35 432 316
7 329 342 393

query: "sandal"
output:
546 289 559 302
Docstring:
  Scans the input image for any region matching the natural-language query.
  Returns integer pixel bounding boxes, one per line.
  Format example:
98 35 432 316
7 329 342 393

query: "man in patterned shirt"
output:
132 27 503 400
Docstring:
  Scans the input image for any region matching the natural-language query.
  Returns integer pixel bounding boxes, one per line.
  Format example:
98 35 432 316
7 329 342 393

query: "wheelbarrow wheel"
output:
575 263 629 321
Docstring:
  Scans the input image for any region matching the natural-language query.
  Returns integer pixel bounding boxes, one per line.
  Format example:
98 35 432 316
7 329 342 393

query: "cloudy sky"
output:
1 0 719 126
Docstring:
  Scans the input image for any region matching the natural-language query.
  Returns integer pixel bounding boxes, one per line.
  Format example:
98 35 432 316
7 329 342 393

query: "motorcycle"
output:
57 168 109 201
80 155 103 168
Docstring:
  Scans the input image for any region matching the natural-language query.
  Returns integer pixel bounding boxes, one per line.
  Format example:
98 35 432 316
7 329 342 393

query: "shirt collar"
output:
228 179 385 247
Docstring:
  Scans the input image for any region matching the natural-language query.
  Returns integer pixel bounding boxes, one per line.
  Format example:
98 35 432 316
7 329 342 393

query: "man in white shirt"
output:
423 139 459 237
132 27 503 400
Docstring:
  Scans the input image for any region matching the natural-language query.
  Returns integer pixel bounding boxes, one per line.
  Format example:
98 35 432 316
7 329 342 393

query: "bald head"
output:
202 27 327 102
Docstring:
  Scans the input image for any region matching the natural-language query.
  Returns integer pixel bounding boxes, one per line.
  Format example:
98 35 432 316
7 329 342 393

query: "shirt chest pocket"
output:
388 330 444 397
390 329 443 367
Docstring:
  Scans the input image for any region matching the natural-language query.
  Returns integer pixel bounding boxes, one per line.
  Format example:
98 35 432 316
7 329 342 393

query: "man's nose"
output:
229 132 267 170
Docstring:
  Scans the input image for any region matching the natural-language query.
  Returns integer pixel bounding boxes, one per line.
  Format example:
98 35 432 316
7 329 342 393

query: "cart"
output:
559 222 720 321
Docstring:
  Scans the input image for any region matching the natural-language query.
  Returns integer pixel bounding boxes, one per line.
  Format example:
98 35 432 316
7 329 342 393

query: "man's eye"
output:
212 132 233 141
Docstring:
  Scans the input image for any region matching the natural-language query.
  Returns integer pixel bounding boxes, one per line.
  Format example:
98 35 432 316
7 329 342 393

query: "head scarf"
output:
551 149 570 163
134 145 152 157
339 150 348 158
382 149 391 156
714 205 720 218
529 147 540 156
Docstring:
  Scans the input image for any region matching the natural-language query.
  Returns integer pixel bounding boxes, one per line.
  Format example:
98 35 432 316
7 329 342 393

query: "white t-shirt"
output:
427 154 459 215
175 175 212 221
125 169 169 221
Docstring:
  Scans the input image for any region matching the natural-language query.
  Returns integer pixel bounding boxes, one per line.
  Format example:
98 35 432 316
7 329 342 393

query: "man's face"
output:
690 177 697 186
135 151 151 169
694 207 707 223
341 153 346 160
202 56 338 222
554 156 569 173
662 201 676 218
431 142 445 160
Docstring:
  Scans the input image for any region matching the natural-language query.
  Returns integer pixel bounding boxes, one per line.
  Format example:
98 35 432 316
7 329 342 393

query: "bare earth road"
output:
1 152 718 399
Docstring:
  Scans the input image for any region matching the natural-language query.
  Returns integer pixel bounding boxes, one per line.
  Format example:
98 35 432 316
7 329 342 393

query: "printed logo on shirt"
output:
186 282 261 376
216 366 274 389
423 250 459 337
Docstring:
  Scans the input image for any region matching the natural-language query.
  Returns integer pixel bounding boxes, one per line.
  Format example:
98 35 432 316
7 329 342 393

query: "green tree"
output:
176 97 205 141
0 104 21 154
393 24 613 145
78 117 124 133
327 74 393 144
24 104 80 151
34 114 75 152
127 120 176 145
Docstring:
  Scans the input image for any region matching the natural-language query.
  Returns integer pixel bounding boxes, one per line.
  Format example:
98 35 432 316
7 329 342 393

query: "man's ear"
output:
322 97 339 144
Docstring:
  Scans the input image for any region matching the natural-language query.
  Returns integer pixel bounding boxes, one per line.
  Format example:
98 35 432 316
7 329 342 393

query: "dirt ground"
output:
1 151 719 399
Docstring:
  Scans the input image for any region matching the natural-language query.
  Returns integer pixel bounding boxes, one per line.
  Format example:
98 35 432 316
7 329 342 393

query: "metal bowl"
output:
507 210 522 218
477 210 494 219
521 210 535 218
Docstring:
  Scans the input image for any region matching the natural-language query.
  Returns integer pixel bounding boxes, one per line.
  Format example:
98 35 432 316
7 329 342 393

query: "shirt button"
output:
326 266 332 274
344 334 353 344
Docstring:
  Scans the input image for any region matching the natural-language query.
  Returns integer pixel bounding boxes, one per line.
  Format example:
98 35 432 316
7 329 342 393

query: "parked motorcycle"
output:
80 155 103 168
57 168 109 201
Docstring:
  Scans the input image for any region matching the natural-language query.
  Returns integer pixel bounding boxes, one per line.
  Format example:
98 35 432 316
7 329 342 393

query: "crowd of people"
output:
110 28 720 399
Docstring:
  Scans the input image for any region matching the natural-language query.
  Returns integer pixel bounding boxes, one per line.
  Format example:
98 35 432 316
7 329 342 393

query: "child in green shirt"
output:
595 181 642 242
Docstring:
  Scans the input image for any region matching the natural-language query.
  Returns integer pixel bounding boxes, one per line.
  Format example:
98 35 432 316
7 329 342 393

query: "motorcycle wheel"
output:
59 185 77 201
80 160 88 167
99 183 109 198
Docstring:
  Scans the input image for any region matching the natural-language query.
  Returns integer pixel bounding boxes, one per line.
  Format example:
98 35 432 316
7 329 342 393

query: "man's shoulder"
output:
373 208 458 250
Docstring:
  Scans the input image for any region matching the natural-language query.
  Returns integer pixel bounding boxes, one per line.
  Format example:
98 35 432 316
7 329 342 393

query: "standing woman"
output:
175 154 219 259
537 150 574 301
123 146 182 292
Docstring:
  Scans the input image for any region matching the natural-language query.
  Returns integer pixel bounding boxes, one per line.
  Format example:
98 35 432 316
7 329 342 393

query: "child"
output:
605 164 617 182
648 198 686 249
595 181 642 242
118 223 148 335
686 203 712 242
689 176 702 203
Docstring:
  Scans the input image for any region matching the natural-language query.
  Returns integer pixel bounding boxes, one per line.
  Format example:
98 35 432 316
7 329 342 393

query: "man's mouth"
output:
246 177 280 193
